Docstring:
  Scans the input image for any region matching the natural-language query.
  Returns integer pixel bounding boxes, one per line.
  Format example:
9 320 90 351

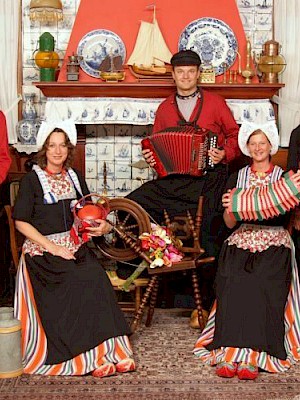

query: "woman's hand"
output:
142 149 156 167
208 148 225 165
86 219 112 237
222 189 232 210
48 243 76 260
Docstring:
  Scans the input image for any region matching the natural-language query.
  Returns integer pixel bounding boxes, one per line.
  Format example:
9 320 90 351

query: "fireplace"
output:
32 81 284 196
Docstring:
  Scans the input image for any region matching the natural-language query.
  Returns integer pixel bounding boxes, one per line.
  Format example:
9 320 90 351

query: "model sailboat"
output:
99 53 125 81
127 6 173 78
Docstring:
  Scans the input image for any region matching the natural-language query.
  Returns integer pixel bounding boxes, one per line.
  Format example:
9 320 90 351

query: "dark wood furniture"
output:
129 196 214 332
34 82 284 100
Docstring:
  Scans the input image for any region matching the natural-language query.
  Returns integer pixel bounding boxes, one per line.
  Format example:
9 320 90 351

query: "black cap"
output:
170 50 201 67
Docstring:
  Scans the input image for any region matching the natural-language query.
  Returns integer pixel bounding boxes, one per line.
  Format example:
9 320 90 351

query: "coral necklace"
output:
45 167 66 180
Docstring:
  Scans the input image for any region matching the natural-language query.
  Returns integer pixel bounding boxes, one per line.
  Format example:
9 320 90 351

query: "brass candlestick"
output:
102 161 108 196
242 38 255 84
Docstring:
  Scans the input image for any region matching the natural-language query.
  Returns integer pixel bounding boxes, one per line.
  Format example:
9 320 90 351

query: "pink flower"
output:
139 224 183 269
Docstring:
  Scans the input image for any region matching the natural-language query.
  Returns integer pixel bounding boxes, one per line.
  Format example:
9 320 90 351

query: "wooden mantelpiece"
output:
34 82 284 99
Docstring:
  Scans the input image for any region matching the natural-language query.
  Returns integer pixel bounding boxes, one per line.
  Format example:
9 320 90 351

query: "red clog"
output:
215 362 238 378
116 358 136 373
237 363 259 380
92 362 116 378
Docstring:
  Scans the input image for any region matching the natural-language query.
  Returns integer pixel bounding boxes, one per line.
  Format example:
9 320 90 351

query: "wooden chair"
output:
4 205 24 277
106 270 149 313
130 196 215 332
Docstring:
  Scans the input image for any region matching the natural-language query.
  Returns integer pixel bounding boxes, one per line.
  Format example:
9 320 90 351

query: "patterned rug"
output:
1 309 300 400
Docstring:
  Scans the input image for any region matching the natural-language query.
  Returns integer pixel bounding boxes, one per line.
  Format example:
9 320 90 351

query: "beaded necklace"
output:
249 163 274 187
44 167 66 180
176 89 200 100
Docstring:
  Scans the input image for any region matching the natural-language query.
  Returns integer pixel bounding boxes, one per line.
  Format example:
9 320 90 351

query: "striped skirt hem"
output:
14 254 133 376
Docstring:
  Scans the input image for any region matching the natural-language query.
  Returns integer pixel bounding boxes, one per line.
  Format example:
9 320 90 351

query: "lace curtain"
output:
0 0 21 144
273 0 300 146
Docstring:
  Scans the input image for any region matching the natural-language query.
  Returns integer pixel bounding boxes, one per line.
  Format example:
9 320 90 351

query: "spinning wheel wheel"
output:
96 198 151 261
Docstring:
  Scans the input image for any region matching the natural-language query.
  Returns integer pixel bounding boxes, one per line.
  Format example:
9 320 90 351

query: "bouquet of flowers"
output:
139 223 183 268
120 223 183 291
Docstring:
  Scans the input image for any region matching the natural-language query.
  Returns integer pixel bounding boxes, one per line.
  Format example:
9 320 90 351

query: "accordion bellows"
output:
228 170 300 221
141 126 217 177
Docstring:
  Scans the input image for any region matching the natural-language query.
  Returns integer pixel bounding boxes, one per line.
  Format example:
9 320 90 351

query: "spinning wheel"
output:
96 198 151 261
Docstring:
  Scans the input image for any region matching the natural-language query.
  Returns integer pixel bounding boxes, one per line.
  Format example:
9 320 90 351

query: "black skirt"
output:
207 243 292 360
25 243 131 365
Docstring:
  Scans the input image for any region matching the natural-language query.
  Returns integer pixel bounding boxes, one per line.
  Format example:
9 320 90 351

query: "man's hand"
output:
142 149 156 167
208 148 225 165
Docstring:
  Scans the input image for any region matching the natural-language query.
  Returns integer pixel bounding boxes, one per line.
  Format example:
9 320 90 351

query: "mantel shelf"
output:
34 82 285 99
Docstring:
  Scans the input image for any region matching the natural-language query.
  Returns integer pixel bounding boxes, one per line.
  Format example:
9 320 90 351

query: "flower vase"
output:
16 93 41 145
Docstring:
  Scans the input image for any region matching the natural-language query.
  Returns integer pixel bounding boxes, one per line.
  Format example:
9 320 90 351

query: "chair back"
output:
4 205 24 273
163 196 205 256
9 181 20 207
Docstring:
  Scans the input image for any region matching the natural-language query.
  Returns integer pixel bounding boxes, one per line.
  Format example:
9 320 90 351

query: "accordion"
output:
228 170 300 221
141 126 218 178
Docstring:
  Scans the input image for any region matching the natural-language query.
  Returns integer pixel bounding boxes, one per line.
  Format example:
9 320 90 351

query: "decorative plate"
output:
178 18 238 75
77 29 126 78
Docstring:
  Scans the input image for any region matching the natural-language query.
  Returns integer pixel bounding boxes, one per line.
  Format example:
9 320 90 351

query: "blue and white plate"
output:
178 18 238 75
77 29 126 78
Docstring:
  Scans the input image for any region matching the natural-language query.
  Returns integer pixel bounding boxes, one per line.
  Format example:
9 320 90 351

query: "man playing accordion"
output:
125 50 240 310
194 121 300 380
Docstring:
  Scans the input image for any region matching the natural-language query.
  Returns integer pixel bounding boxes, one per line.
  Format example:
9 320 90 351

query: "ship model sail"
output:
99 53 125 81
127 7 173 79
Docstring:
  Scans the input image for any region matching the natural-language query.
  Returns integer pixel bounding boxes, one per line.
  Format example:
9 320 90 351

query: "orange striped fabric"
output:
193 242 300 373
14 255 133 376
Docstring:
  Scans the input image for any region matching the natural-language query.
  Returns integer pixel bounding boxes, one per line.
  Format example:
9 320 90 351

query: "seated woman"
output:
287 124 300 280
193 121 300 380
13 120 135 377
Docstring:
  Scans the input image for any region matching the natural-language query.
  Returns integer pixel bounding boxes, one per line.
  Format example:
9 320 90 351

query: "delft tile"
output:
132 144 143 160
85 143 97 160
97 178 114 196
97 161 115 179
22 85 41 99
58 14 76 31
114 179 132 197
85 178 98 193
237 0 255 10
255 0 273 13
23 50 36 68
132 166 150 180
23 67 40 83
114 143 131 159
131 137 144 146
254 30 272 47
23 32 41 52
115 162 132 179
97 142 115 160
63 0 77 12
56 32 73 52
85 160 97 179
23 16 40 33
239 12 255 30
255 13 272 30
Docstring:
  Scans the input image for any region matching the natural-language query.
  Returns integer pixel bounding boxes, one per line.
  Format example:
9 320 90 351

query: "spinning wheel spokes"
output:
96 198 151 261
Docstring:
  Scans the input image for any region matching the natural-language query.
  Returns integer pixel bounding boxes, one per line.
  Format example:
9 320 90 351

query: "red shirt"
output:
153 89 240 163
0 111 11 184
